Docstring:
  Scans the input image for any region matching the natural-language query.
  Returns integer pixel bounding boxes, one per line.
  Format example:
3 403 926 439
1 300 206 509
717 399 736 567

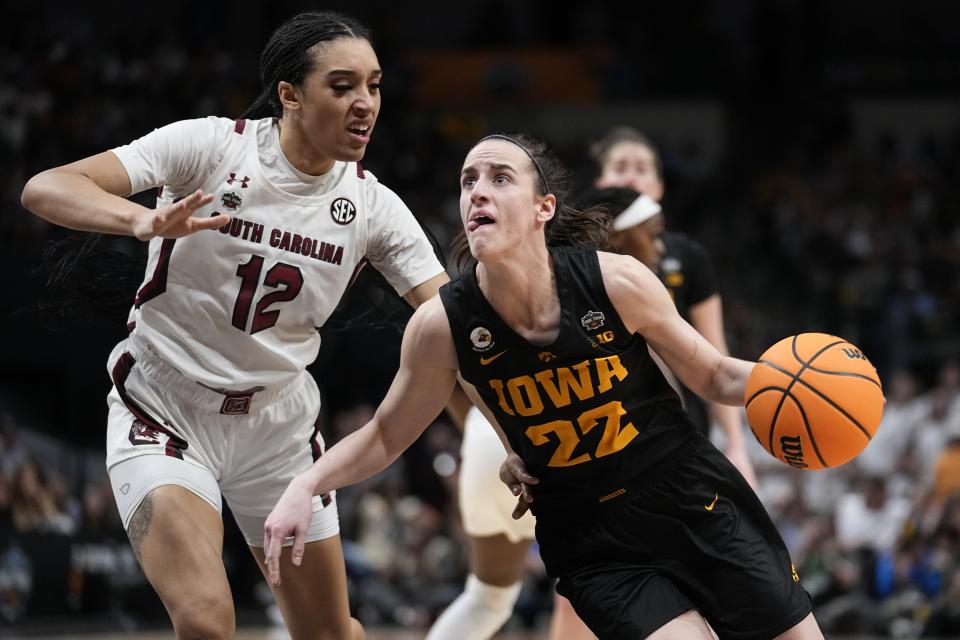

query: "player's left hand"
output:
262 475 315 586
500 453 538 519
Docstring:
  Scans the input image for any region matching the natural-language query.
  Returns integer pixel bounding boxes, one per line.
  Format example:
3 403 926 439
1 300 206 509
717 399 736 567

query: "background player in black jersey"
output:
589 126 758 489
264 133 823 640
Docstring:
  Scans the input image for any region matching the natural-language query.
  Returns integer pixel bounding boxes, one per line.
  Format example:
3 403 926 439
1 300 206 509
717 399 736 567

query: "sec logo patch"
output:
331 198 356 225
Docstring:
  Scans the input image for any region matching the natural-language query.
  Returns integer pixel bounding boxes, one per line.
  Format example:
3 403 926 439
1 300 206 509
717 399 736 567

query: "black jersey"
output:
439 247 696 523
658 231 716 320
659 231 718 435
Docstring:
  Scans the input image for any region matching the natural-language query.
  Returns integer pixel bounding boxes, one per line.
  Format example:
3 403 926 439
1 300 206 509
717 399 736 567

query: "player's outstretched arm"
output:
599 252 754 407
21 151 228 240
263 297 458 584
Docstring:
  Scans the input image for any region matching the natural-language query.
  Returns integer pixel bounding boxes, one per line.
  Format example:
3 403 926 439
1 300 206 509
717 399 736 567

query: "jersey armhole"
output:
438 284 466 373
586 250 633 338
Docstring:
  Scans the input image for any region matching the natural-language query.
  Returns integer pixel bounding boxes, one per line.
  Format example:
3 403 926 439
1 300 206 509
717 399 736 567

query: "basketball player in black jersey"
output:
589 127 758 489
264 134 823 639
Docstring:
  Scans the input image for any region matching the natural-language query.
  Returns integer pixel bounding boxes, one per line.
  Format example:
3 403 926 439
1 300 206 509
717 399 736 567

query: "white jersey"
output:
112 116 443 389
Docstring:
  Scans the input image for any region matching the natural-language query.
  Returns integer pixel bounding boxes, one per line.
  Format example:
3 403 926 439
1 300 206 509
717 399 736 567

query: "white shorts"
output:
459 407 536 543
105 340 339 547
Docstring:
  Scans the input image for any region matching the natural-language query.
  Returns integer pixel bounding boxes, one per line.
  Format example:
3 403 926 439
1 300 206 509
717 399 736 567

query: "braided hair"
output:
243 11 372 119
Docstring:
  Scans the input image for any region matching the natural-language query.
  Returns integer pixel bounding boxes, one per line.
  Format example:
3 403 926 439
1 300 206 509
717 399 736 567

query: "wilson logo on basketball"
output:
841 348 867 360
330 198 357 225
779 435 807 469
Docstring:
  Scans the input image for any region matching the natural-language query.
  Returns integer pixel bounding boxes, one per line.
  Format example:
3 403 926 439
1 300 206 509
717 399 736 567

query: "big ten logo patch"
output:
593 330 615 345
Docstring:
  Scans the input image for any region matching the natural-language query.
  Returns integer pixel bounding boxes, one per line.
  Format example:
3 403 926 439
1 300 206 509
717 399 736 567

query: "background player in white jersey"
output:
20 11 447 640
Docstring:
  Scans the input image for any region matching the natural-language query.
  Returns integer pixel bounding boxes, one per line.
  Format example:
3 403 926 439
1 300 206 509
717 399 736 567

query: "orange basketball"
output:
744 333 884 470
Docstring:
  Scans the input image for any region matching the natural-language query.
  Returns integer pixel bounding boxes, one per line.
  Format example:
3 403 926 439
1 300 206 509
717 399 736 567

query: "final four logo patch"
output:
331 197 357 225
221 192 242 210
581 310 605 331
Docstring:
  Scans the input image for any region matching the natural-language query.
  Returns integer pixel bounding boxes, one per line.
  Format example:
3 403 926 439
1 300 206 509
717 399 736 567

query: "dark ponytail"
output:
242 11 372 119
449 133 611 272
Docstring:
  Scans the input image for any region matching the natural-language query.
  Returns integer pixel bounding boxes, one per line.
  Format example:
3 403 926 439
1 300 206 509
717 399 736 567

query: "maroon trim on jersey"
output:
135 238 176 308
126 321 136 332
309 418 333 507
111 352 188 459
234 119 246 135
157 185 164 198
347 258 368 290
356 162 365 179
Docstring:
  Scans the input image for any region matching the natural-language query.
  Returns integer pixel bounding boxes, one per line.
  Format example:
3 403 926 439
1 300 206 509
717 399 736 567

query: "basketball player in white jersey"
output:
20 11 446 640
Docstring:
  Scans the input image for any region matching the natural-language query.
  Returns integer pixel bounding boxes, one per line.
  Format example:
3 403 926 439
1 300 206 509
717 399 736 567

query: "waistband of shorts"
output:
123 342 308 414
531 429 699 522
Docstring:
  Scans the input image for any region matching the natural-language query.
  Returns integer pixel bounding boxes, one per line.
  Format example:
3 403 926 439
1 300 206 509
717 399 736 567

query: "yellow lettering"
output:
578 401 639 458
488 379 515 416
525 420 591 467
595 355 628 393
507 376 544 416
534 360 595 409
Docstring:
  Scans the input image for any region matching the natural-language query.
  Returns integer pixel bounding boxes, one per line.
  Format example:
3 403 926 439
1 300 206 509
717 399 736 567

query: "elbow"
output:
20 174 42 213
21 170 55 214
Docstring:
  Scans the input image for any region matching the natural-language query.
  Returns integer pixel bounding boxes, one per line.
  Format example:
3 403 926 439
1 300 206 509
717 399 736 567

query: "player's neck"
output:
276 120 335 176
477 245 560 344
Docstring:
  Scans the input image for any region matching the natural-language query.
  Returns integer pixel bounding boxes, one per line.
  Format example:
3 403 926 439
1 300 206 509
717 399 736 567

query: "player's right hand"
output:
499 453 538 519
131 188 229 240
262 475 315 587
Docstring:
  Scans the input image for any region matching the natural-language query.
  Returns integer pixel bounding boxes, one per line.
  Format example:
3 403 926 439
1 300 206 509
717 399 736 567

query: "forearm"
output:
22 171 141 236
299 419 403 497
708 357 755 406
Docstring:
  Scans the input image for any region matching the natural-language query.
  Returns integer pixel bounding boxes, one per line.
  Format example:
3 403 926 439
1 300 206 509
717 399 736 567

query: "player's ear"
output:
536 194 556 224
277 81 300 111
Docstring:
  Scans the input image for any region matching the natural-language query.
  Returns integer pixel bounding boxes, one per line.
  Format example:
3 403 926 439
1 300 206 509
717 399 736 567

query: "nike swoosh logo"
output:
480 350 507 365
704 493 719 511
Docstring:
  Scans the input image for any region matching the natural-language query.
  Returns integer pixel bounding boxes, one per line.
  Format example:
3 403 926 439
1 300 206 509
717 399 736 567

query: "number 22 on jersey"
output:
526 400 639 467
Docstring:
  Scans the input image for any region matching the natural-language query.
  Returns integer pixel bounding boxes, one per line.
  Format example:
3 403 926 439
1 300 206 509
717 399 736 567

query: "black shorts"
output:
538 435 812 640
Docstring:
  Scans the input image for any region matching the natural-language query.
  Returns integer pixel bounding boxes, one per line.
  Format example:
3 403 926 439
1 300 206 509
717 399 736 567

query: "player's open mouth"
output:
467 213 495 232
347 125 370 143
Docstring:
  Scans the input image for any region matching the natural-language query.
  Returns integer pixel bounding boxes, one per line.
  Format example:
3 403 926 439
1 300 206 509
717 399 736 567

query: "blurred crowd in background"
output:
1 1 959 637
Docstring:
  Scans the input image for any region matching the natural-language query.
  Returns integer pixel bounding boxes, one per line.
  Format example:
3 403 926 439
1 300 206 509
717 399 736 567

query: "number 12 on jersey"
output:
231 255 304 334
